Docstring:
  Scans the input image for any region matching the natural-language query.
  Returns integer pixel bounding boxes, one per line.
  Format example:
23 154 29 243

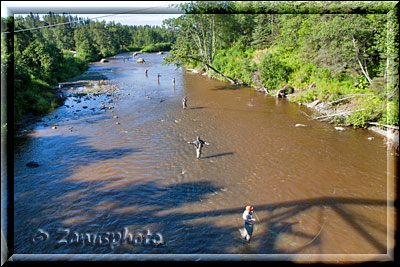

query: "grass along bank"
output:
182 45 399 144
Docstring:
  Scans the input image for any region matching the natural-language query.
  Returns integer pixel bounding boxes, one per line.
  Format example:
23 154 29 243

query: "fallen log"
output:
313 108 368 120
183 56 237 85
327 94 375 106
367 122 399 130
204 64 236 84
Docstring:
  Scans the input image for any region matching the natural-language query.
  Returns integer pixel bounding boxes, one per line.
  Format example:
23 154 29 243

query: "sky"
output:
1 1 188 26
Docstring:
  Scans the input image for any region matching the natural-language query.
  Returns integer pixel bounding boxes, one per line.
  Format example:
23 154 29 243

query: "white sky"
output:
1 1 187 26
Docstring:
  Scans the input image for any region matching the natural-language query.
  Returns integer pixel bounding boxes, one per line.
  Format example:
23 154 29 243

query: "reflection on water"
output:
13 52 395 260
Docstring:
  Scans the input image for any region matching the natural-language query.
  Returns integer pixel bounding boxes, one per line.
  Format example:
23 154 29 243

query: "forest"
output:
164 1 399 128
1 1 399 130
1 12 175 125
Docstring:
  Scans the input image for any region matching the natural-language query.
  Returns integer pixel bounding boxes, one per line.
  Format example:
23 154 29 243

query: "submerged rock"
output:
335 126 345 131
26 161 39 168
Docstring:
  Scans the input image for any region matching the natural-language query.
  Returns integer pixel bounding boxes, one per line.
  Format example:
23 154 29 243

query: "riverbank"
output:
14 68 120 139
14 50 154 137
185 65 399 152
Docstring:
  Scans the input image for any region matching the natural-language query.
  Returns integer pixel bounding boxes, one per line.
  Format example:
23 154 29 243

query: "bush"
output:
14 53 88 124
213 45 257 85
292 89 318 103
127 45 142 51
141 43 172 53
33 97 50 114
345 96 384 128
259 53 292 91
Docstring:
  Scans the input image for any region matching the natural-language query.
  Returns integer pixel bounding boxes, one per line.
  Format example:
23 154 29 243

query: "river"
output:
13 52 396 261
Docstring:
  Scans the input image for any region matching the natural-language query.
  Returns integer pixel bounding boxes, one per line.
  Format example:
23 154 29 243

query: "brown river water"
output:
13 52 396 261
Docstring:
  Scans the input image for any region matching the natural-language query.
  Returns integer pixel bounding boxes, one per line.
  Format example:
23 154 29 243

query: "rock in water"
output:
335 126 345 131
26 161 39 168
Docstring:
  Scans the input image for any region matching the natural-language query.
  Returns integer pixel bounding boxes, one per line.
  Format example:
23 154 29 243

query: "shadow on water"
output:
14 136 391 256
211 85 243 91
201 152 234 159
14 131 391 256
188 107 207 110
14 135 140 171
14 134 141 242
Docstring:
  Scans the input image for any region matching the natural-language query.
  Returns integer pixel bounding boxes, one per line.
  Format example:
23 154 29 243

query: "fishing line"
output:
253 211 325 248
303 221 326 246
253 211 297 247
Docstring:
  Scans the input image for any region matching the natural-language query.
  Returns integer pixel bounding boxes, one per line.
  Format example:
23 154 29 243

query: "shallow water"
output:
13 52 396 260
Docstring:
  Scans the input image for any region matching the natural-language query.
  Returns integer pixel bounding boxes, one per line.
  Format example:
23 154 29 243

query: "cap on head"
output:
246 206 254 211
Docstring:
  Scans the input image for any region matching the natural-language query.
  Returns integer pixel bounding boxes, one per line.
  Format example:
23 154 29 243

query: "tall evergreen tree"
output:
251 14 272 50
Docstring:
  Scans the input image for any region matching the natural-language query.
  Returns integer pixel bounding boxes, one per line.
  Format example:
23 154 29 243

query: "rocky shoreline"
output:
263 87 398 151
14 71 121 139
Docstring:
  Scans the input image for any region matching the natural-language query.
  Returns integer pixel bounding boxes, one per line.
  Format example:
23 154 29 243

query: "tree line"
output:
163 1 398 128
1 12 175 125
2 2 398 129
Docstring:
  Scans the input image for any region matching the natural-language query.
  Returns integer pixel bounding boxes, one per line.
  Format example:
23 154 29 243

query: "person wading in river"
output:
182 96 187 109
187 136 209 159
239 206 256 241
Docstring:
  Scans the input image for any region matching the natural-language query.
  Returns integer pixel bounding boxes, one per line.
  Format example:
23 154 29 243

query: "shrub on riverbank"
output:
141 42 172 53
14 52 88 124
259 53 292 91
213 44 257 86
195 44 397 129
165 2 398 129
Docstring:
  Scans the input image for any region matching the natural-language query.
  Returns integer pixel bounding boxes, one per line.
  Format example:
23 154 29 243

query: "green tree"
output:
251 14 273 49
164 1 238 83
74 24 99 61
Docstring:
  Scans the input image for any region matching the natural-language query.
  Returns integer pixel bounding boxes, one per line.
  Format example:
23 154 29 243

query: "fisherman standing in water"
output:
182 96 187 109
239 206 256 241
188 136 209 159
